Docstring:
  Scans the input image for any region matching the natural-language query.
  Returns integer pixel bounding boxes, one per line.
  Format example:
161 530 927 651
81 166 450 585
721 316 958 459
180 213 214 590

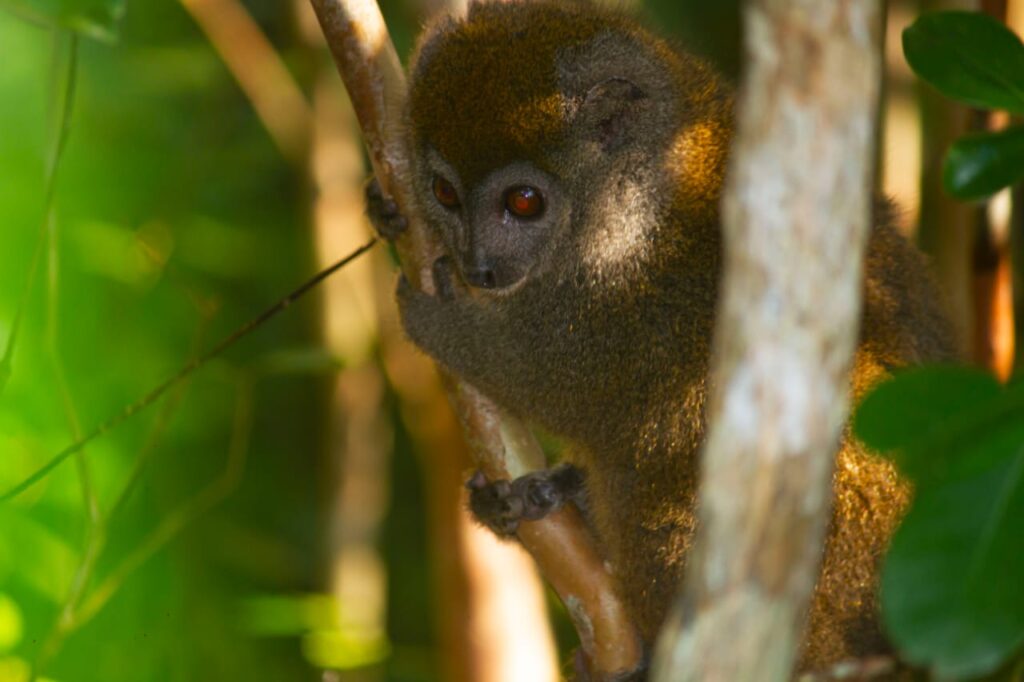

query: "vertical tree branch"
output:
652 1 883 680
307 0 643 678
1009 0 1024 374
918 0 980 352
179 0 312 163
972 0 1020 379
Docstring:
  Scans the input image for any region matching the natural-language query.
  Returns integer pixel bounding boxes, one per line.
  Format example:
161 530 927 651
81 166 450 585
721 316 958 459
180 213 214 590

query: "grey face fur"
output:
421 154 569 292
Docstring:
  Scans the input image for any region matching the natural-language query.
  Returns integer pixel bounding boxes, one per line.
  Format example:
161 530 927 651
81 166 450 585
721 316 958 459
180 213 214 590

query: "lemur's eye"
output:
432 176 460 208
505 186 544 218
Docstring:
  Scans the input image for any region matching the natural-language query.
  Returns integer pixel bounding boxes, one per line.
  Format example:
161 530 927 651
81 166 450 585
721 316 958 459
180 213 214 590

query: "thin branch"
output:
0 29 78 398
307 1 643 677
179 0 313 163
28 319 218 682
0 239 377 502
41 32 101 528
106 319 207 521
30 373 255 682
74 373 255 629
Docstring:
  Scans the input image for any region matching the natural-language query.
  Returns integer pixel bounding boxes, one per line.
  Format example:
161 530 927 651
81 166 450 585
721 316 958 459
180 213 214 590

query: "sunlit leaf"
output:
903 11 1024 113
71 220 169 287
0 0 126 42
302 629 390 671
0 594 23 651
943 126 1024 199
0 510 77 604
0 656 59 681
239 593 339 636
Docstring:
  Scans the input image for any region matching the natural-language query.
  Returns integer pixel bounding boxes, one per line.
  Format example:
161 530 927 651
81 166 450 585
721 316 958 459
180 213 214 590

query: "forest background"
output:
0 0 1019 681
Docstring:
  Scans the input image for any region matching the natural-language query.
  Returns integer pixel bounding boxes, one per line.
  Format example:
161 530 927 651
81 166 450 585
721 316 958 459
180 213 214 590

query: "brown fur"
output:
397 1 956 673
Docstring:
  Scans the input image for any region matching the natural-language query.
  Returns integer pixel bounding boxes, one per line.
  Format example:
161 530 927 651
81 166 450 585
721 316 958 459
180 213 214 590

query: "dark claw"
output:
467 470 488 490
522 477 560 518
365 177 408 240
466 464 586 537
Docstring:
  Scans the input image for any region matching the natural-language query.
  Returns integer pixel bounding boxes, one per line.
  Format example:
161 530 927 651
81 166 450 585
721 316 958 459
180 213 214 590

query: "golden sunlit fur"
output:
387 2 956 676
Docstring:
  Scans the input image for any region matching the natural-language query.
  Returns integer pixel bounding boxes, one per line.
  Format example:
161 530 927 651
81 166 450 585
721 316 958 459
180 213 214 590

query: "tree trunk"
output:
652 1 883 680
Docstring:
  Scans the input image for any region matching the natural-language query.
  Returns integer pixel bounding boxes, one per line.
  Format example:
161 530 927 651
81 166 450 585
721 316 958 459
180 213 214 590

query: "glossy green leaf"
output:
859 367 1024 676
944 125 1024 199
0 0 125 42
903 11 1024 114
854 366 1003 480
882 449 1024 679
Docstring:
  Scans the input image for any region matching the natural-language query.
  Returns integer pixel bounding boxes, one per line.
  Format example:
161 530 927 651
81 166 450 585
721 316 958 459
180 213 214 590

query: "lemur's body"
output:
370 1 955 672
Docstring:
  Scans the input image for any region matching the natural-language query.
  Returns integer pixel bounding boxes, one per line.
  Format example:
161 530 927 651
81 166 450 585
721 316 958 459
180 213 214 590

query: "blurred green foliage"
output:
903 11 1024 199
0 0 126 43
0 1 350 679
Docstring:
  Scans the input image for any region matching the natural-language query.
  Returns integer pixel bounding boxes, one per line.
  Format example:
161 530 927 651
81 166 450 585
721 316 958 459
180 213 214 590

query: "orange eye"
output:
433 176 460 208
505 186 543 218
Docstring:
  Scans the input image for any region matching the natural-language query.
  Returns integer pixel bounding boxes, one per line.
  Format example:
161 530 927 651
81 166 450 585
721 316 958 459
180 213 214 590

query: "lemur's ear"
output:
573 77 649 151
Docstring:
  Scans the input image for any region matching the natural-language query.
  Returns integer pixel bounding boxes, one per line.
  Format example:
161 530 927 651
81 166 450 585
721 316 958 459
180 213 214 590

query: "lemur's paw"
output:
365 177 408 240
466 464 585 536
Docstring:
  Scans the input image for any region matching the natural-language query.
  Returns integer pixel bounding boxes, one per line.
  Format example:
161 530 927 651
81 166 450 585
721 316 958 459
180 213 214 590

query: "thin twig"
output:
107 319 208 521
40 32 101 529
75 373 255 628
179 0 313 163
0 238 377 502
0 29 78 398
30 373 255 681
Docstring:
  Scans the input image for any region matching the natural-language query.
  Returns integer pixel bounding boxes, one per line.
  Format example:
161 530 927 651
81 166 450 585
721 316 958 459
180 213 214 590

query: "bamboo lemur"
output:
367 0 955 675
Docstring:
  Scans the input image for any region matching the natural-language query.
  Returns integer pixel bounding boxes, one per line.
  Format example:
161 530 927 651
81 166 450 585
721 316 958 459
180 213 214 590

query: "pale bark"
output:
307 0 643 678
652 1 883 681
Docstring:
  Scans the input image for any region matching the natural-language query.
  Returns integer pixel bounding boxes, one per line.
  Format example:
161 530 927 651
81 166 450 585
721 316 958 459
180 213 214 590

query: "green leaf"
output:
903 11 1024 114
859 367 1024 676
0 509 78 604
944 125 1024 199
853 366 1003 480
0 0 126 43
882 448 1024 679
